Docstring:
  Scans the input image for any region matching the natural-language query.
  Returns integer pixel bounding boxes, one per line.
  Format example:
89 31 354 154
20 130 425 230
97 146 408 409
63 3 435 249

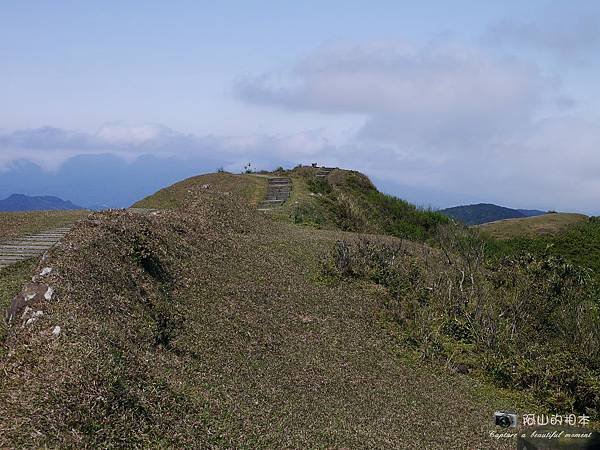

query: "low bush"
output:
300 169 448 241
325 227 600 417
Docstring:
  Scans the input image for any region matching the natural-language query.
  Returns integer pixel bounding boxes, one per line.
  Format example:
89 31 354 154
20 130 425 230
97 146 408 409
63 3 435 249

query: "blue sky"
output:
1 1 600 212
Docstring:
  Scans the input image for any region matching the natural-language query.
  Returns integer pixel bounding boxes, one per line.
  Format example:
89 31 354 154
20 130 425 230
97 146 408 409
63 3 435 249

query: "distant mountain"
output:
440 203 546 225
0 194 83 212
0 154 227 209
517 209 546 217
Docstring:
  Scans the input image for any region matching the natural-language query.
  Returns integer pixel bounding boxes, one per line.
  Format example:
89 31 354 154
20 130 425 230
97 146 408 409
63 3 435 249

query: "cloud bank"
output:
233 37 600 214
2 11 600 214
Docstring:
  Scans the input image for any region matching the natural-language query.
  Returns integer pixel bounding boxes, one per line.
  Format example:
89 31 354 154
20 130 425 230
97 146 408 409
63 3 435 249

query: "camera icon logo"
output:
494 411 518 428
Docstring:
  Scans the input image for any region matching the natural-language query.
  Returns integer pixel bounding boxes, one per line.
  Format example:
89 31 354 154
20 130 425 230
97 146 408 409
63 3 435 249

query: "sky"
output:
1 1 600 212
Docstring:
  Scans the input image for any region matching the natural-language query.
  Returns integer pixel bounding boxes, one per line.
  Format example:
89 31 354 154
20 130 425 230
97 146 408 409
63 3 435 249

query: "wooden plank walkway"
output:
0 226 72 270
258 178 292 211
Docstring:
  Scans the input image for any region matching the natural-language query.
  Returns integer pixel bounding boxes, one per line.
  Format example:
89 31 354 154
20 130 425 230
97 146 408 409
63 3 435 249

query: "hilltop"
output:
440 203 545 225
1 167 598 448
478 212 588 240
0 194 83 212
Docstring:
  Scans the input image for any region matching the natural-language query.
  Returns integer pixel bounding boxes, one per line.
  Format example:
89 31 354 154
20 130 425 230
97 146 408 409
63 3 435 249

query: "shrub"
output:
325 231 600 417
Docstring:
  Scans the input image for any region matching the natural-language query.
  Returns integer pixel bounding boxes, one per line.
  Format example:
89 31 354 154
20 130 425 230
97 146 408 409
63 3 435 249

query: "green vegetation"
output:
325 227 600 417
1 170 541 448
4 167 600 447
440 203 533 225
479 212 587 239
282 166 449 241
485 217 600 278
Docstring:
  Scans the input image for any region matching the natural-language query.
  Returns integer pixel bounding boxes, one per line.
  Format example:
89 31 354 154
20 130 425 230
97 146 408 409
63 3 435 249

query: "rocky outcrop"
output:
5 263 56 326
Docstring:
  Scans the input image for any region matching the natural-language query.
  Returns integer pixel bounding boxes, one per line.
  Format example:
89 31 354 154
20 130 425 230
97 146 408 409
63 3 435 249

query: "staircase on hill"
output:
0 226 73 270
0 208 159 270
316 167 335 178
258 177 292 211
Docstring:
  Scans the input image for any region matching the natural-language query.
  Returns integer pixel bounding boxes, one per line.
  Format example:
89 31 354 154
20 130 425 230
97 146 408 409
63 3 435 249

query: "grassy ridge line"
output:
267 166 449 242
133 172 267 209
478 212 588 240
1 177 531 448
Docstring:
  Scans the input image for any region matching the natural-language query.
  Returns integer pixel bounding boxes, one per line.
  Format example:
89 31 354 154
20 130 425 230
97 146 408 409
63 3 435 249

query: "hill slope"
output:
0 194 83 212
479 212 588 239
0 171 536 448
440 203 544 225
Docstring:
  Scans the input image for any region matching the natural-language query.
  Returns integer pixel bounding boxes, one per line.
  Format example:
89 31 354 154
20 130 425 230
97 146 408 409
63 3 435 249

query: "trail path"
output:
0 227 72 269
0 208 157 270
258 177 292 211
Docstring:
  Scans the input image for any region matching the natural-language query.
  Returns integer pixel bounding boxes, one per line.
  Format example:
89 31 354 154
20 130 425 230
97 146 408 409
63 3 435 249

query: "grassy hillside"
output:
268 166 449 242
485 216 600 276
1 170 547 448
479 212 588 239
133 172 267 209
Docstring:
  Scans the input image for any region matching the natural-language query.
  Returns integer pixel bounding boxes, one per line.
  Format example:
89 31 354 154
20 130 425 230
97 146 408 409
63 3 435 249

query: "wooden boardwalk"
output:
258 178 292 211
0 226 73 270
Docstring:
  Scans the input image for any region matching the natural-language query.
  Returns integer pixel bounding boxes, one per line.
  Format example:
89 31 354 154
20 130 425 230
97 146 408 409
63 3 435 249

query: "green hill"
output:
2 168 599 448
440 203 544 225
478 212 588 239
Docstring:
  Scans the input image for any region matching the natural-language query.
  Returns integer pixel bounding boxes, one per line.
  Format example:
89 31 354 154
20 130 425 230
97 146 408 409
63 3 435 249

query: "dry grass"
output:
0 259 37 354
477 212 588 239
0 176 545 448
0 210 89 241
133 172 267 210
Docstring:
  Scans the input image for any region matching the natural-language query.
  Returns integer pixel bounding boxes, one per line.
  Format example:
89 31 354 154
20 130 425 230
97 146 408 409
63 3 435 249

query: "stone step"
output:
258 177 291 211
2 241 57 248
0 256 31 263
0 224 74 269
0 249 47 255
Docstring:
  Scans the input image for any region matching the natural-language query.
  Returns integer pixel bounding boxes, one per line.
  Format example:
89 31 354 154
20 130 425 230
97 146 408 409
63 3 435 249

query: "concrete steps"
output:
0 227 73 270
316 167 336 178
0 209 158 270
258 177 292 211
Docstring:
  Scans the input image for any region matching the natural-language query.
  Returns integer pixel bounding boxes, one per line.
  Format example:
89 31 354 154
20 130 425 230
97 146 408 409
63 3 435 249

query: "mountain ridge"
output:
0 194 83 212
440 202 546 225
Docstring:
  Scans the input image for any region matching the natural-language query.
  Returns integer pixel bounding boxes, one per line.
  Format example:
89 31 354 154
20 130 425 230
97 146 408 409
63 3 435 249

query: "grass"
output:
485 217 600 279
266 166 449 242
0 210 88 241
0 174 543 448
478 212 588 240
132 172 267 210
326 232 600 417
0 259 37 352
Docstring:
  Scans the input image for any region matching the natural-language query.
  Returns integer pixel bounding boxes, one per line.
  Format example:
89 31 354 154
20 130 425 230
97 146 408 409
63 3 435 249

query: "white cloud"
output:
233 39 600 213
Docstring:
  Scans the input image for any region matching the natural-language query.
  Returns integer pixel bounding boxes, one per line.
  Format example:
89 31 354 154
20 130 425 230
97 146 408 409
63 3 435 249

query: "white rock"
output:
20 306 33 320
23 310 43 327
44 287 54 301
40 267 53 276
52 326 61 336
